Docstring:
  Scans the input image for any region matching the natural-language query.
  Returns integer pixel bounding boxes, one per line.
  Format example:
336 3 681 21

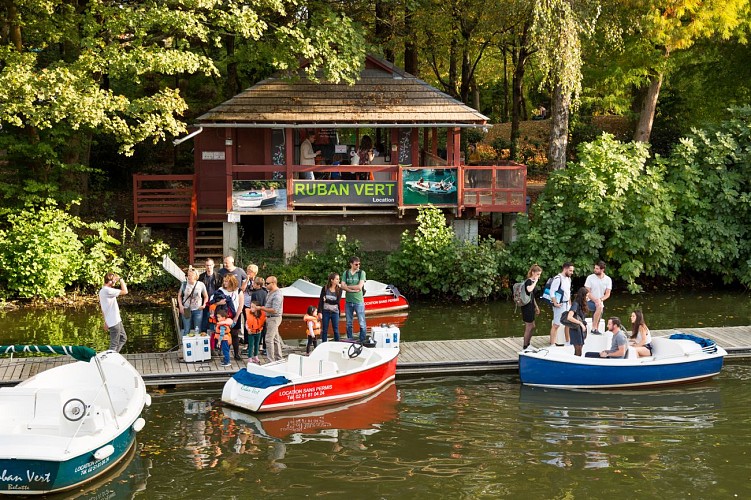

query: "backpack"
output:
345 270 366 295
512 281 531 307
540 275 563 307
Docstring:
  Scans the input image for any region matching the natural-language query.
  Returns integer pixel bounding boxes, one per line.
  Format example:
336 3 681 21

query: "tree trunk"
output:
510 55 525 160
547 82 571 169
404 3 418 75
224 35 239 99
633 72 663 143
502 47 509 122
375 1 394 62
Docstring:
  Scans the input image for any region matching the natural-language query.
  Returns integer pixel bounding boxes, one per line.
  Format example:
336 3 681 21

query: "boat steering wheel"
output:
63 398 87 421
347 342 364 359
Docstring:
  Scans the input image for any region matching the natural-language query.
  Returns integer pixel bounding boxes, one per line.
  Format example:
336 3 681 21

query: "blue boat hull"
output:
519 354 725 389
0 426 136 495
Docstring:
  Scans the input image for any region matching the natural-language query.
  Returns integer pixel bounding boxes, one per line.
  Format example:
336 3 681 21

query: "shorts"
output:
644 342 653 353
587 300 603 313
551 302 568 325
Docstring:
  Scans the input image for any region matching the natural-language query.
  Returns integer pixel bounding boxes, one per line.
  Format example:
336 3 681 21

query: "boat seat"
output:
27 389 62 430
287 354 339 377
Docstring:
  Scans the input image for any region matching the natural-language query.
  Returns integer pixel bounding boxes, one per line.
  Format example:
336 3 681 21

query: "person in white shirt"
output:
584 260 612 335
99 272 128 352
549 262 574 346
299 130 320 180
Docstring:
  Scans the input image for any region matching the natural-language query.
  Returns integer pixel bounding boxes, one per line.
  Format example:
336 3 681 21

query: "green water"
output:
3 291 751 498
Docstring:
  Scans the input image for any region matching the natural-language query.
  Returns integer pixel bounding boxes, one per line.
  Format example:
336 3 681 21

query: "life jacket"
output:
303 314 321 337
208 303 218 324
245 309 266 334
214 318 233 342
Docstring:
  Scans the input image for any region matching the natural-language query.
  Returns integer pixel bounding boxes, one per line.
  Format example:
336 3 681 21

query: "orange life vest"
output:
303 314 321 337
245 309 266 334
214 318 233 342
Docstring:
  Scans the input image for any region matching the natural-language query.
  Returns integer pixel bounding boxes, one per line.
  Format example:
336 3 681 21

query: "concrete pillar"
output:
223 222 239 258
283 219 299 263
452 219 478 243
502 213 517 243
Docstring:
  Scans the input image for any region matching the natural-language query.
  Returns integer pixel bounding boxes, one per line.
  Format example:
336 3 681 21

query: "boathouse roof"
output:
196 55 489 128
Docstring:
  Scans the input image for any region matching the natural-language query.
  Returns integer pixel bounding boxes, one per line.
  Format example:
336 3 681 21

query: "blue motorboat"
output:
519 334 726 389
0 347 150 495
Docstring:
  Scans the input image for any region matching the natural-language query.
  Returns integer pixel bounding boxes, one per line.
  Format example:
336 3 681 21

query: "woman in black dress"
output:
522 264 542 350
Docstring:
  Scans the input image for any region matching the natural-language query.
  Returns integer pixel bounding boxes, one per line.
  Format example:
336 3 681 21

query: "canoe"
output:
236 188 277 208
519 333 727 389
280 278 409 318
221 340 399 412
405 179 457 194
0 347 150 495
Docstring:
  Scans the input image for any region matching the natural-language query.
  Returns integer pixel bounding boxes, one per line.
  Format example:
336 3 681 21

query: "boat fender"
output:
63 398 87 421
94 445 115 461
132 417 146 433
144 393 152 407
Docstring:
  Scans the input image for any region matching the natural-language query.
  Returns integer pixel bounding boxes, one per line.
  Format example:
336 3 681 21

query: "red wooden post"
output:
285 128 295 210
225 127 235 213
410 128 419 167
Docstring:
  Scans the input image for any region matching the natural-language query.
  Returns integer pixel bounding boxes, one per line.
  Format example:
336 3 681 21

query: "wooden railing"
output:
133 174 194 224
132 163 527 224
461 163 527 212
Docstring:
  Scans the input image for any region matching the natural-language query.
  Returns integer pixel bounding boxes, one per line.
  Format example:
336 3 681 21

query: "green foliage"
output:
387 206 457 296
667 106 751 285
508 133 681 292
386 206 507 300
302 234 363 286
0 204 84 299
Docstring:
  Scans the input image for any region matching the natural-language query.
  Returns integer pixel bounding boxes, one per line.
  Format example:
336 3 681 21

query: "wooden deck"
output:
2 326 750 387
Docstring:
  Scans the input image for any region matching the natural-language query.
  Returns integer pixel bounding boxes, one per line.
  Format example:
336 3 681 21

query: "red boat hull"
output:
283 294 409 318
257 356 397 412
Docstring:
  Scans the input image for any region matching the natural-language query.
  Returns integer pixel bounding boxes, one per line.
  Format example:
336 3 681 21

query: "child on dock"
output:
214 307 233 367
245 301 266 364
303 306 321 354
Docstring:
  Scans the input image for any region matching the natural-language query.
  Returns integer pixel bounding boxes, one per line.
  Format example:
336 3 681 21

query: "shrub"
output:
0 204 84 299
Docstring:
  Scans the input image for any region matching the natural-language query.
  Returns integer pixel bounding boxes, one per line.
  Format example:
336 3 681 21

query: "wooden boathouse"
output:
132 56 527 263
133 56 526 262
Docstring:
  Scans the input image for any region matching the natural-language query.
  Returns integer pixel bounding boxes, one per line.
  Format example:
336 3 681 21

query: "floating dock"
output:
1 326 750 387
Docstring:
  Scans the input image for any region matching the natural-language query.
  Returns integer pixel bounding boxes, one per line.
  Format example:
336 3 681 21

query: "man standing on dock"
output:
342 256 367 341
99 272 128 352
260 276 284 362
549 262 574 346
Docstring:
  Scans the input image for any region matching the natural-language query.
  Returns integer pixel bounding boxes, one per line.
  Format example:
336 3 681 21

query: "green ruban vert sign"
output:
293 181 397 206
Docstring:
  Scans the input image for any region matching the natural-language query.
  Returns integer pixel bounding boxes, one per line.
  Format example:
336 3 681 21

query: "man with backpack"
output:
341 256 367 341
549 262 575 346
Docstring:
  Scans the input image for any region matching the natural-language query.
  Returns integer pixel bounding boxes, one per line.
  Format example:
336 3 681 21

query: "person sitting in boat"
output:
585 317 627 358
214 307 234 367
629 310 653 357
563 287 590 357
245 301 266 364
417 177 426 187
303 305 321 355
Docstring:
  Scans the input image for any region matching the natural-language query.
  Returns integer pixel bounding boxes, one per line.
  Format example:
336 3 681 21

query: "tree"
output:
532 0 598 169
0 0 365 207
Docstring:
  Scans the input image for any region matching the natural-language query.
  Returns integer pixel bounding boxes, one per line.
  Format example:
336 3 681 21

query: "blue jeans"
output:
182 309 203 335
201 308 211 333
321 309 340 342
221 340 230 364
345 302 366 341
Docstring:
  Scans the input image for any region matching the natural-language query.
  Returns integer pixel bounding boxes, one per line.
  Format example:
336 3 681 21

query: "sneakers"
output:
591 330 602 335
220 362 231 367
250 356 260 364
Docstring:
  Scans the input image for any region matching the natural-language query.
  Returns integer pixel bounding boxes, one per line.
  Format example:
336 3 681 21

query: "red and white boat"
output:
280 278 409 318
221 336 399 413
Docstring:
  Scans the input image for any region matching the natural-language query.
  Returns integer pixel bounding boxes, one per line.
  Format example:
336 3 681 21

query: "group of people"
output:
175 255 369 364
520 260 652 359
300 131 379 180
175 256 284 366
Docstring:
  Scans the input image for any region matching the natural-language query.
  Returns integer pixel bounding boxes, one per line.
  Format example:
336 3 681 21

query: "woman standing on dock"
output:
521 265 542 351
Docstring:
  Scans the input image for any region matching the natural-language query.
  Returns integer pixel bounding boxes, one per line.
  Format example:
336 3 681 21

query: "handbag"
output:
181 282 197 318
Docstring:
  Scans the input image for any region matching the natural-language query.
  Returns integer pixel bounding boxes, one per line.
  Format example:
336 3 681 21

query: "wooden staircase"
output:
193 221 224 263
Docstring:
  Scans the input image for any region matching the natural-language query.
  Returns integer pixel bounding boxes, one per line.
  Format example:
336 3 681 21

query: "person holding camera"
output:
99 272 128 352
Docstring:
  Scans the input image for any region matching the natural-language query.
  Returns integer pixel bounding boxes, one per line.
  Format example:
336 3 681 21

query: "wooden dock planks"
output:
1 325 749 387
